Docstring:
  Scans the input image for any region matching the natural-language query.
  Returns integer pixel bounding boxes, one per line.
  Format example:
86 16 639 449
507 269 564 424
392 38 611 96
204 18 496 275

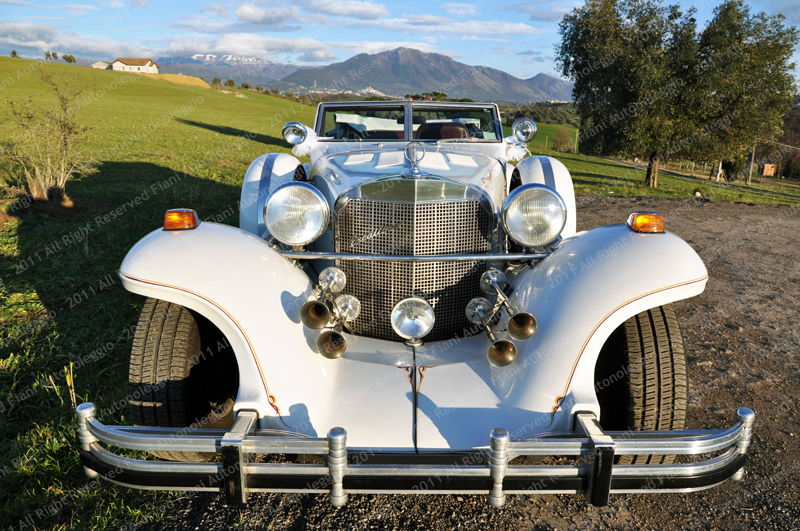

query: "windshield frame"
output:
314 101 503 143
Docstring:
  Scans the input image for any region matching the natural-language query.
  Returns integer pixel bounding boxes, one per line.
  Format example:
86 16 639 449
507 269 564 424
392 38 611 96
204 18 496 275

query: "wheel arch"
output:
239 152 302 236
120 272 275 415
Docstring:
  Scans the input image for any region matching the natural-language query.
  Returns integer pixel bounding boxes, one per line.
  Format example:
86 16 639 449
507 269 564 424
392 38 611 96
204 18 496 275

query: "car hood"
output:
310 146 507 209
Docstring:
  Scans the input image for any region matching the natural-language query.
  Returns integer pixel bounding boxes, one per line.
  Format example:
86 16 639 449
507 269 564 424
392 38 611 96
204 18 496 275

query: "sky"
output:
0 0 797 80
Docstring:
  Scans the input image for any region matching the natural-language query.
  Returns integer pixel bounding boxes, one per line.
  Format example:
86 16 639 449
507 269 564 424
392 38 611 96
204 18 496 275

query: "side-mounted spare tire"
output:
128 298 239 462
595 304 687 465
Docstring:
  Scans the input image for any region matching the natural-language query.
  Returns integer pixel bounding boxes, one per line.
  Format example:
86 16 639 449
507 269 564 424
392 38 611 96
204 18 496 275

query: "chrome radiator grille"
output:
335 198 491 342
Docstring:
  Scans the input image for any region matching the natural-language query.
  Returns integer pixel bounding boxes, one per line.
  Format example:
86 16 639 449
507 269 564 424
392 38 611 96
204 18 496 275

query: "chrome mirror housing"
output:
512 117 537 143
282 121 307 145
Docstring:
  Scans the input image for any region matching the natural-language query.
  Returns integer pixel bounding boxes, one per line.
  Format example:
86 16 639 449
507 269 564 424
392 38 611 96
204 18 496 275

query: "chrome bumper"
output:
76 403 754 508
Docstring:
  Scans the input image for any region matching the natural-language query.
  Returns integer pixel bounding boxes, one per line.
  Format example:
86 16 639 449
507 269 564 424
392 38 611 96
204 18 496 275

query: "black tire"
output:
595 304 687 465
128 298 237 462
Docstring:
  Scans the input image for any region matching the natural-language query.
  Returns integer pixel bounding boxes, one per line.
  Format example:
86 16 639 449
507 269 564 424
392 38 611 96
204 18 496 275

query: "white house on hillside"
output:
91 61 111 70
111 58 159 74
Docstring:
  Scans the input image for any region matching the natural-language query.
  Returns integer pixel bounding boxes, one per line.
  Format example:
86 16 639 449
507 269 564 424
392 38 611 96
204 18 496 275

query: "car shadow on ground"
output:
0 160 245 525
176 118 286 149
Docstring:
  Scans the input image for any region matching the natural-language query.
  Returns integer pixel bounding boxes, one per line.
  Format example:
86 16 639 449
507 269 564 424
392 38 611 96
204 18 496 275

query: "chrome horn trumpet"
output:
299 267 346 330
480 269 537 341
466 297 518 367
299 268 361 358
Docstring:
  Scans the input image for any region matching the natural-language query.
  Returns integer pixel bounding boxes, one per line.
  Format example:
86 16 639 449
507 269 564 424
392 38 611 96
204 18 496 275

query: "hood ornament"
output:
402 142 428 179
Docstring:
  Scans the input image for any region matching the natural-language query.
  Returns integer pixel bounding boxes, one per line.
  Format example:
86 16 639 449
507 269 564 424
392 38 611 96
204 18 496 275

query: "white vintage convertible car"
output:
77 101 753 508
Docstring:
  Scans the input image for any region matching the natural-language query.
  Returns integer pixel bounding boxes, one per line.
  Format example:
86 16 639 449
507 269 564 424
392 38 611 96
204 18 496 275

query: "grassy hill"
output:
0 57 314 530
0 57 796 531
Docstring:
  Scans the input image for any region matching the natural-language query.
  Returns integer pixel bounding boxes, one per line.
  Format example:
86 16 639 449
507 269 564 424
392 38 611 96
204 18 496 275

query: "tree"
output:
255 85 264 92
241 82 253 90
557 0 797 188
44 51 52 61
693 1 798 185
10 50 18 58
557 0 699 187
270 88 280 94
1 72 97 201
51 51 58 61
284 91 294 99
212 77 221 85
225 79 235 87
63 54 76 65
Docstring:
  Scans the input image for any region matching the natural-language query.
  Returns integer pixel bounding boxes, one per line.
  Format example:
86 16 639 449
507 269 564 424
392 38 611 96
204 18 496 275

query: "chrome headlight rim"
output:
264 182 329 246
502 183 567 248
511 117 537 144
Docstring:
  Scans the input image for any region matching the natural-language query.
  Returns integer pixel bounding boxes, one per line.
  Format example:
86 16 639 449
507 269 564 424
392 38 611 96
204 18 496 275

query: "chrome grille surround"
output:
335 183 492 342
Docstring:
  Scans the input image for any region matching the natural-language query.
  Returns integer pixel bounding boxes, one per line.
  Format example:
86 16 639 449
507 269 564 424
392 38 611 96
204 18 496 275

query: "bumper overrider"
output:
76 403 754 507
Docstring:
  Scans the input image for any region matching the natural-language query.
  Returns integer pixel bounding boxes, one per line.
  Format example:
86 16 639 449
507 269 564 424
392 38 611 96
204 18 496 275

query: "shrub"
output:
1 72 97 201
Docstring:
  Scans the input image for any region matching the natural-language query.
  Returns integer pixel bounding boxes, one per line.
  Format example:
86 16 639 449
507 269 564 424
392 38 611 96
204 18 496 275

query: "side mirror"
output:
512 118 537 143
282 122 307 145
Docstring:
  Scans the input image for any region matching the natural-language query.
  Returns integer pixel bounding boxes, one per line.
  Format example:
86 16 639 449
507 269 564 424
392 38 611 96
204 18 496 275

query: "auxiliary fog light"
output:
391 298 435 342
335 294 361 322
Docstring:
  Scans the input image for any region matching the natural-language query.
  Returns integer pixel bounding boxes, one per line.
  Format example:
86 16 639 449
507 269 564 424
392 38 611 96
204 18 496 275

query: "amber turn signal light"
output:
627 212 664 233
164 209 199 230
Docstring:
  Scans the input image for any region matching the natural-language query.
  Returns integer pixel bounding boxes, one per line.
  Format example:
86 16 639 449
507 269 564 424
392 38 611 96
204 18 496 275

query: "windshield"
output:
317 103 501 142
411 106 499 141
321 106 405 140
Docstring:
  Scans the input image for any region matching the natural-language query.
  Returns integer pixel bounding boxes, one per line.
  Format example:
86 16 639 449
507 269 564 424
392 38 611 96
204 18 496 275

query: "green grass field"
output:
0 57 798 531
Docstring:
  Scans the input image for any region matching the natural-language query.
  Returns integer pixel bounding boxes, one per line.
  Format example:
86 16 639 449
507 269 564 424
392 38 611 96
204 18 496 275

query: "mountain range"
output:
158 54 302 87
156 48 573 103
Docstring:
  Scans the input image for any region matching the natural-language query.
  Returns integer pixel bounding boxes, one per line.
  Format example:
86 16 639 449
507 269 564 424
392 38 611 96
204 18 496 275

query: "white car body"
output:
78 101 752 507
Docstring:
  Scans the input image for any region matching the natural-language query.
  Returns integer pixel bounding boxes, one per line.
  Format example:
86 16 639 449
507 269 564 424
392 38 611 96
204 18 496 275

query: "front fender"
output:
505 223 707 425
414 223 707 448
119 222 415 450
239 153 301 236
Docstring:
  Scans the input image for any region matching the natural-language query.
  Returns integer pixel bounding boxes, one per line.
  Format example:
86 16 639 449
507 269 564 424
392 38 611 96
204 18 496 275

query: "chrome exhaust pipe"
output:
300 300 331 330
488 339 517 367
317 330 347 359
507 312 537 341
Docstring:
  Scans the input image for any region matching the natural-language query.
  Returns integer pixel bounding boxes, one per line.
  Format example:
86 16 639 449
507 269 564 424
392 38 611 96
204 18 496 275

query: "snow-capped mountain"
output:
156 55 302 85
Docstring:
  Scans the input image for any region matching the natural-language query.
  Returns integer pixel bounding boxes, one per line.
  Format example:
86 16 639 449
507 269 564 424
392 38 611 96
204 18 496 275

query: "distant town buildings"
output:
91 58 159 74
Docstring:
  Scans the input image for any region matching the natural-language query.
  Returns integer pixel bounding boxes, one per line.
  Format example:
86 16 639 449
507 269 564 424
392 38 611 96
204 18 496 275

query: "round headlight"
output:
264 182 329 246
502 184 567 248
282 121 307 145
391 298 435 340
512 118 537 144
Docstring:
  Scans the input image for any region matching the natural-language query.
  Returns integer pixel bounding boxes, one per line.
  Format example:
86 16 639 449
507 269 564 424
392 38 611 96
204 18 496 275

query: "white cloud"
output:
295 0 389 20
234 5 301 25
0 1 99 15
505 3 570 23
132 0 147 7
344 17 545 37
404 14 451 25
441 3 479 18
0 22 336 63
202 3 229 18
334 41 439 55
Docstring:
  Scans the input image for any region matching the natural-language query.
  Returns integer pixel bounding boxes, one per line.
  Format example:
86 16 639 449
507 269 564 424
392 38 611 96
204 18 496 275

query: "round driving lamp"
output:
512 117 537 143
264 182 329 246
282 121 307 145
502 184 567 248
391 298 435 341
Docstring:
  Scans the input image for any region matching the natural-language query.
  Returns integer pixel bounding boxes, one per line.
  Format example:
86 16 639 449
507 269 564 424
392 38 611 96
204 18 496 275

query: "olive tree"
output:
557 0 798 188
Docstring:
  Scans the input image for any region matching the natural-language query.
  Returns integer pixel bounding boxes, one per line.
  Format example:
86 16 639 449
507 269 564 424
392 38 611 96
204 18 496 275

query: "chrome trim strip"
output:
279 252 548 262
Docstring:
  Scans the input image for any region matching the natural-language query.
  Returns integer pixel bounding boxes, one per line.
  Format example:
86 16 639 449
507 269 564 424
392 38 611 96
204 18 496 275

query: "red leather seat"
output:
415 122 469 140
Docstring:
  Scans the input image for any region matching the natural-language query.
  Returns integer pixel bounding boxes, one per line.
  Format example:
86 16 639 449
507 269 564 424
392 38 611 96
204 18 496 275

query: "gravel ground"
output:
137 196 800 531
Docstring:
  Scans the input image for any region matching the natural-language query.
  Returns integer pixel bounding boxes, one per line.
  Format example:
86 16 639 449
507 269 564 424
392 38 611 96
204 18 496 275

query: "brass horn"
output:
488 339 517 367
300 300 331 330
317 330 347 359
507 312 537 341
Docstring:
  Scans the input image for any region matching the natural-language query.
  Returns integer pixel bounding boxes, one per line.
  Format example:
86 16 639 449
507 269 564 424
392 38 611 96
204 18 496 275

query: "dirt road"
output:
138 196 800 531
